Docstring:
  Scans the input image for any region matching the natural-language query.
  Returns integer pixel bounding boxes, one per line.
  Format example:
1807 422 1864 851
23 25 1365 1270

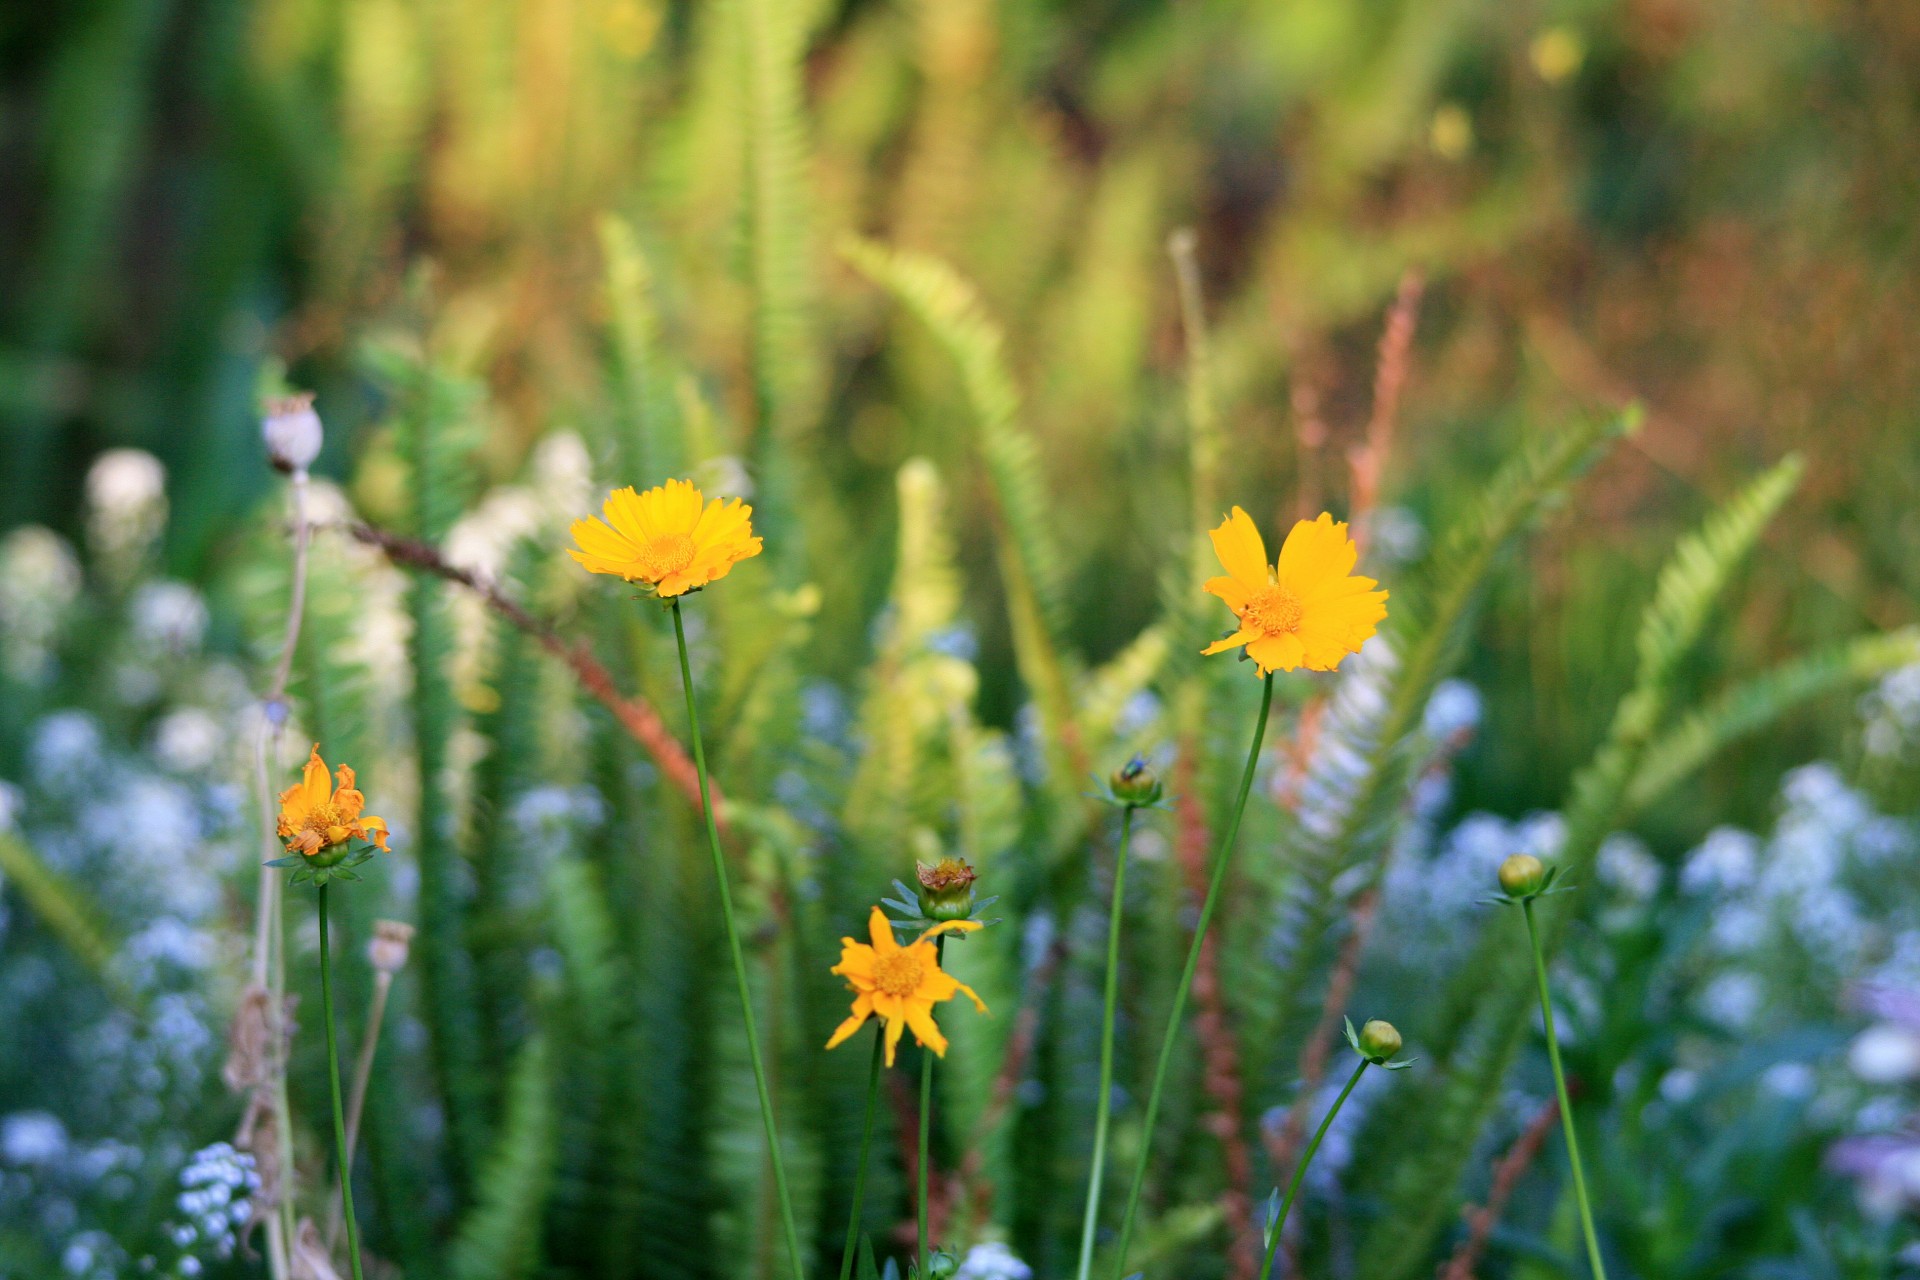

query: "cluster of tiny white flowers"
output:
952 1241 1033 1280
161 1142 257 1267
1860 662 1920 760
0 525 84 682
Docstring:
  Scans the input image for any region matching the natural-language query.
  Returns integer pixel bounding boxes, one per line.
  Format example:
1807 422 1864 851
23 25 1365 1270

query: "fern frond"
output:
449 1033 558 1280
1628 627 1920 813
841 238 1069 643
377 338 494 1191
597 213 684 481
1359 454 1805 1279
842 237 1082 791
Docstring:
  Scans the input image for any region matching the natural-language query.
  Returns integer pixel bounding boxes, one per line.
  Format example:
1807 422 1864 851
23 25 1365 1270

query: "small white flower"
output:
953 1241 1033 1280
1850 1024 1920 1085
2 1111 69 1165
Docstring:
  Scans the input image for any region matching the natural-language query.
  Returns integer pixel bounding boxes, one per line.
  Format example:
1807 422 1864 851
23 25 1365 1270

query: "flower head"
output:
1201 509 1387 674
276 746 389 863
915 856 979 923
826 906 989 1066
567 479 762 597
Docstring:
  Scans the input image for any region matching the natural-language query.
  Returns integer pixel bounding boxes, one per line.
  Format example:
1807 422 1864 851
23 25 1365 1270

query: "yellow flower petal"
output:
1276 513 1357 593
906 1002 948 1057
1208 506 1271 588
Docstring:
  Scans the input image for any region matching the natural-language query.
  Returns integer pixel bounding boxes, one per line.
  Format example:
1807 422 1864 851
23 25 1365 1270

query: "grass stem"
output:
1111 673 1274 1278
672 598 807 1280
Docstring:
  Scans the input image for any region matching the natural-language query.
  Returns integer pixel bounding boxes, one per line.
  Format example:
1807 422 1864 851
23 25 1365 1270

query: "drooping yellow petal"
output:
1245 631 1307 675
360 816 390 852
882 1011 907 1066
1201 627 1259 657
906 1002 949 1057
825 993 874 1050
914 918 984 945
1208 506 1271 589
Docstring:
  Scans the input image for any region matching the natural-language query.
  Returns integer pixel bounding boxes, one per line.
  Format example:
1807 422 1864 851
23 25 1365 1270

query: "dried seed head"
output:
368 919 416 975
915 856 978 923
222 984 276 1093
263 394 324 475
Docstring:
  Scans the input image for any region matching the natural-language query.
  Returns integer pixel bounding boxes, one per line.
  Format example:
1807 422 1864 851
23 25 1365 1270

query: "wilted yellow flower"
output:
1201 509 1388 674
825 907 988 1066
277 746 389 859
567 479 763 597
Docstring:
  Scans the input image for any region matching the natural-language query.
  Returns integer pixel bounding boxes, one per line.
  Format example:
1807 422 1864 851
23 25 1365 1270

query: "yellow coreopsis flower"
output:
277 746 390 859
567 479 762 597
1201 509 1388 675
825 906 988 1066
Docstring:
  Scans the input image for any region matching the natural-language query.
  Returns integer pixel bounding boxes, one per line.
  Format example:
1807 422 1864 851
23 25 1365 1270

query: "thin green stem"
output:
839 1030 885 1280
317 884 366 1280
1253 1059 1368 1280
1524 899 1607 1280
671 599 807 1280
1075 805 1138 1280
1111 673 1273 1280
917 935 945 1280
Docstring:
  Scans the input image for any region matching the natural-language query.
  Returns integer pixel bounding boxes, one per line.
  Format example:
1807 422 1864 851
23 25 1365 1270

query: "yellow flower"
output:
277 746 389 859
1201 509 1388 674
567 479 763 597
825 906 988 1067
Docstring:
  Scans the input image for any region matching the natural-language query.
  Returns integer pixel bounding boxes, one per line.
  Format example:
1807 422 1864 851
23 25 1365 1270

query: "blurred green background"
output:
1 0 1919 1277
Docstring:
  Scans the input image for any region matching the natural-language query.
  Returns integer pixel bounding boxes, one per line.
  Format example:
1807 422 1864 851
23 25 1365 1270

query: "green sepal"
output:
264 855 305 868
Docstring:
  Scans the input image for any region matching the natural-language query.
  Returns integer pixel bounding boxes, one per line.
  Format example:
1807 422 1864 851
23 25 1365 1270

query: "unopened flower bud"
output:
1357 1019 1403 1064
263 394 324 474
368 920 416 975
916 857 978 923
925 1248 958 1280
1108 756 1163 807
1498 853 1547 898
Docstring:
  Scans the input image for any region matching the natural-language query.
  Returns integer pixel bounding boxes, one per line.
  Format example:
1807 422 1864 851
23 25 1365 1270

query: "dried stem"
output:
342 521 725 833
1349 270 1426 549
1437 1097 1560 1280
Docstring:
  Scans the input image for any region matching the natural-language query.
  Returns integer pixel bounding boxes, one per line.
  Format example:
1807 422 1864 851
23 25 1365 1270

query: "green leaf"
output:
449 1033 559 1280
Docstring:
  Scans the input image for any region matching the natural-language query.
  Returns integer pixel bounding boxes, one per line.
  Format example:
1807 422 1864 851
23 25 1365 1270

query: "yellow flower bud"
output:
1498 853 1547 898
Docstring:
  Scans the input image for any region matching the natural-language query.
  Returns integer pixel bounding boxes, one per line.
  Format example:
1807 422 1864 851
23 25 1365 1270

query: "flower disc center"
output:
639 533 697 580
1244 583 1305 635
874 950 926 998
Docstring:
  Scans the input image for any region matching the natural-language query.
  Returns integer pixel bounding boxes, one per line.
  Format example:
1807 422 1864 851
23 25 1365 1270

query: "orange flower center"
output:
1243 583 1305 635
873 950 927 998
639 533 696 580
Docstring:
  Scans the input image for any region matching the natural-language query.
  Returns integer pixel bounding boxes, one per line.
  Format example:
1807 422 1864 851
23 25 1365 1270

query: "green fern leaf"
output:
449 1033 559 1280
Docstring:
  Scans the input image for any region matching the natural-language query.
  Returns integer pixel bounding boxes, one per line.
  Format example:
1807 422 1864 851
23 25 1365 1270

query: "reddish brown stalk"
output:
956 928 1070 1226
1175 749 1257 1280
343 521 725 833
1437 1097 1560 1280
1349 271 1426 550
1289 370 1330 527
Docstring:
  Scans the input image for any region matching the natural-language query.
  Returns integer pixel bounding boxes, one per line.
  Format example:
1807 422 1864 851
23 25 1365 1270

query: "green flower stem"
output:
1111 672 1274 1280
839 1029 885 1280
671 599 807 1280
317 883 365 1280
1074 804 1138 1280
1253 1059 1368 1280
917 935 945 1280
1524 898 1608 1280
